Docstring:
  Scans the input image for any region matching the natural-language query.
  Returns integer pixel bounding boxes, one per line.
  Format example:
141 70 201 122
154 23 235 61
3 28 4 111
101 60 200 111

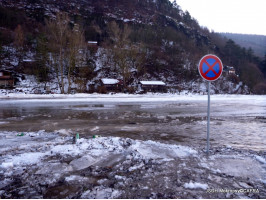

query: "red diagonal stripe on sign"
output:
203 61 219 76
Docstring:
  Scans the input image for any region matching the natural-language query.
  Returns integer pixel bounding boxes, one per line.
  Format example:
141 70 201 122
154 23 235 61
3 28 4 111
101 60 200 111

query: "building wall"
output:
140 85 166 93
0 79 14 87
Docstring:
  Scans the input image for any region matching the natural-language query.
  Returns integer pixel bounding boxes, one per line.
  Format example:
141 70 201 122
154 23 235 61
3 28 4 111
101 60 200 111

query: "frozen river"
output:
0 94 265 151
0 94 265 198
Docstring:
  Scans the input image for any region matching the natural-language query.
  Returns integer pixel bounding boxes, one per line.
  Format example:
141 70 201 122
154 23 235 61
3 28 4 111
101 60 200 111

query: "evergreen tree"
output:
14 24 25 67
259 55 266 78
0 41 3 69
35 33 50 87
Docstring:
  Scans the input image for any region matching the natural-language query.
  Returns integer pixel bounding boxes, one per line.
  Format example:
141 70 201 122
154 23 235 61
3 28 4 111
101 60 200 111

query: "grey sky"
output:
175 0 266 35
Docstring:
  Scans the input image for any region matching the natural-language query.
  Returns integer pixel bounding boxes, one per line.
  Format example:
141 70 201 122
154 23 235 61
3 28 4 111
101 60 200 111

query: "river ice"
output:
0 94 265 198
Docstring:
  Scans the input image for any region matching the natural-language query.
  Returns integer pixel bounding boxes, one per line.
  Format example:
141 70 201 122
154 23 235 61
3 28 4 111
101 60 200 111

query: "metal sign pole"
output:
198 54 223 155
207 81 210 155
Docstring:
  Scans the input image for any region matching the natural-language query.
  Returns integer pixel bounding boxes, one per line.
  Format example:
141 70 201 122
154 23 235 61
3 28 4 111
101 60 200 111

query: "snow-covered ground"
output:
0 131 265 198
0 92 265 103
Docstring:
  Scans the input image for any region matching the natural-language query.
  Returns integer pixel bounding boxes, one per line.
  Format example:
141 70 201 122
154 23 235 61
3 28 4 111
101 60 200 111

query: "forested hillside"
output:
0 0 265 94
220 33 266 58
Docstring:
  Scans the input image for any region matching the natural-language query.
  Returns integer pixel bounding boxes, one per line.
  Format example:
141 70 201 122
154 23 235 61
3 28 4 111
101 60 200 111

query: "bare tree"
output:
45 12 88 94
45 12 69 93
128 43 146 79
67 24 87 93
107 21 132 89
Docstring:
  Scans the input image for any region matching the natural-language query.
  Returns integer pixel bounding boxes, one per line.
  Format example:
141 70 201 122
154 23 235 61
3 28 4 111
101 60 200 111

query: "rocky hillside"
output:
0 0 265 94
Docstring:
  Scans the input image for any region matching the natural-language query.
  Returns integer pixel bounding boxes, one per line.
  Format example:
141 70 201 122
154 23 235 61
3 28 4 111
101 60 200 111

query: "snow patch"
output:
184 181 208 190
1 162 13 169
128 162 145 172
5 152 47 166
81 186 122 199
1 94 265 106
56 129 71 135
65 175 91 183
255 155 266 164
90 126 99 132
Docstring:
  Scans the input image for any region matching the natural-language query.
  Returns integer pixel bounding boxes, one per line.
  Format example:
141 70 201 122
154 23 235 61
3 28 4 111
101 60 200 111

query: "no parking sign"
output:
198 54 223 155
198 54 223 81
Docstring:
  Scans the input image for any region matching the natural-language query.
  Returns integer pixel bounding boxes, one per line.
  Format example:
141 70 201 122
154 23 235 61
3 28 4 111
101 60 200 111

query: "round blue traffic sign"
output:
198 54 223 81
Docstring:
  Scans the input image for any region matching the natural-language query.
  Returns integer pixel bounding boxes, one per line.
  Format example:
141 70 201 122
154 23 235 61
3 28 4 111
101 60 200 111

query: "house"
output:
228 67 236 75
139 81 166 93
99 78 123 93
87 41 98 52
87 41 98 46
0 70 14 88
223 66 236 76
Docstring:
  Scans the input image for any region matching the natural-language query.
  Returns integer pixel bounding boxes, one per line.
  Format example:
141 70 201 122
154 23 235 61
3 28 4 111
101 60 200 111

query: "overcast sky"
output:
175 0 266 35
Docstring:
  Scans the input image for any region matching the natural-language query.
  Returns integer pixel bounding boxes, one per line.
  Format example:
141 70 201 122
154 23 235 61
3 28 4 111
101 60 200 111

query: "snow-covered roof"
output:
140 81 166 86
101 78 119 85
88 41 98 44
23 59 34 62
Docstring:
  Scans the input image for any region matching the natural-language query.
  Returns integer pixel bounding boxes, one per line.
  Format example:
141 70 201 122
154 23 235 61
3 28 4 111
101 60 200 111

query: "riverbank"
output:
0 131 265 198
0 92 265 103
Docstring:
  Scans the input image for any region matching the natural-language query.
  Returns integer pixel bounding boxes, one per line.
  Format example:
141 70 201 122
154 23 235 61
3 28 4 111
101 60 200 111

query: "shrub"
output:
253 82 266 94
97 85 107 94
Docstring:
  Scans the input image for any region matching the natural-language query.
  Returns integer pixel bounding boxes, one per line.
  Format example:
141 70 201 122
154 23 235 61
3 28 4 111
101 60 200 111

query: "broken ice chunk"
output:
35 162 73 175
69 155 97 171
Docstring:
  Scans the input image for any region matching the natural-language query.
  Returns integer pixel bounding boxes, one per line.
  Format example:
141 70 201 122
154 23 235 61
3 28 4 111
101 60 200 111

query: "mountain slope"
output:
220 33 266 58
0 0 265 94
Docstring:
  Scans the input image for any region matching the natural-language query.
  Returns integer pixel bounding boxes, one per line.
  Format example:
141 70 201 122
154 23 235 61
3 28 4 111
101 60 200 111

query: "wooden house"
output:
139 81 166 93
0 70 14 88
87 41 98 52
100 78 123 92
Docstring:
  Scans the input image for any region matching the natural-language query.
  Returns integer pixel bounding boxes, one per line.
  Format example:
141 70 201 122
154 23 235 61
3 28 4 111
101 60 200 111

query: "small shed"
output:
100 78 123 93
139 81 166 93
0 70 14 88
87 41 98 52
88 41 98 45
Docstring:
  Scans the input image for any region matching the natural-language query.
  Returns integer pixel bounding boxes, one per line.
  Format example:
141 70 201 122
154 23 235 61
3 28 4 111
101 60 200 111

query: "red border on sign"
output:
198 54 223 81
